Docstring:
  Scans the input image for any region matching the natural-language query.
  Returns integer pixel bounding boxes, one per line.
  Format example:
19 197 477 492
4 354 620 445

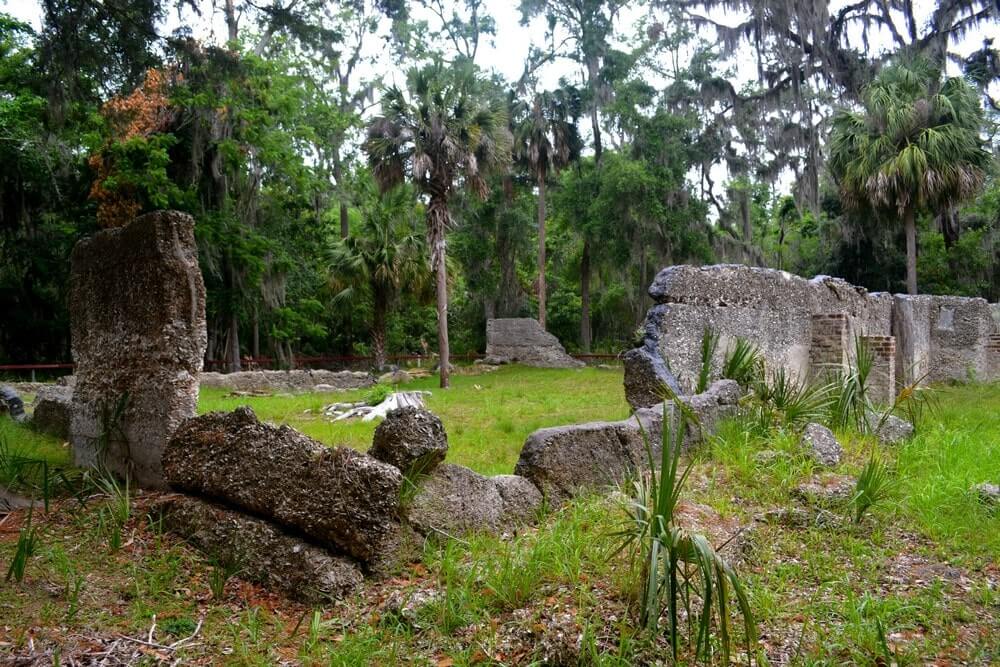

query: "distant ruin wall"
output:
485 318 583 368
625 264 999 407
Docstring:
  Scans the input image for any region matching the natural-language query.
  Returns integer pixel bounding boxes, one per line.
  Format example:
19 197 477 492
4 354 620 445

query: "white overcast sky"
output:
2 0 996 202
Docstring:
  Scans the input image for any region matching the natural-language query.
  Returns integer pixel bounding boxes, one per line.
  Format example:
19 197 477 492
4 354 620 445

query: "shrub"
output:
722 337 765 388
613 399 756 663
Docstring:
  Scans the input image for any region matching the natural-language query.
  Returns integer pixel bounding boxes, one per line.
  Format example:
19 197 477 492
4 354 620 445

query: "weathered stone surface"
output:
155 495 363 602
680 380 739 441
70 211 207 489
378 370 413 385
794 474 856 505
868 411 914 445
514 416 653 506
800 423 842 467
405 465 542 536
892 295 996 384
516 381 738 506
163 407 402 568
622 345 681 410
973 482 1000 506
491 474 544 524
631 265 893 394
31 385 73 440
628 264 1000 397
199 369 373 393
381 588 443 628
370 407 448 477
485 318 583 368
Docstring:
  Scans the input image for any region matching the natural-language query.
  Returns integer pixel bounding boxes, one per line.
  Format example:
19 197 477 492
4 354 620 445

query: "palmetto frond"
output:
829 59 991 219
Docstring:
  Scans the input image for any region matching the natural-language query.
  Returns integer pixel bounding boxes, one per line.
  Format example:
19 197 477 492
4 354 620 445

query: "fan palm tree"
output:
829 60 991 295
515 87 582 330
364 62 513 388
329 181 431 371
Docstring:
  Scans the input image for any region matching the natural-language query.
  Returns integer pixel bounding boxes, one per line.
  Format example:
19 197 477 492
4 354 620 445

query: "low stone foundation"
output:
199 369 373 393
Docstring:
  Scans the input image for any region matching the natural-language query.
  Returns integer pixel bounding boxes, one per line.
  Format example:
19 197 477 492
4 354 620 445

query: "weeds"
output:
696 328 720 394
93 471 130 551
722 337 764 388
6 506 39 583
613 399 756 663
364 383 392 406
208 557 242 600
853 453 893 523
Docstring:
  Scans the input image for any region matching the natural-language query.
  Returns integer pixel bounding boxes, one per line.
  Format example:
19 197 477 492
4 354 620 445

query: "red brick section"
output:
862 335 896 406
810 313 851 374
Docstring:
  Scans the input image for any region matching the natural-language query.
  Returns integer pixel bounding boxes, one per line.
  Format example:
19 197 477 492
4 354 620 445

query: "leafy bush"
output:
364 383 392 406
751 368 832 432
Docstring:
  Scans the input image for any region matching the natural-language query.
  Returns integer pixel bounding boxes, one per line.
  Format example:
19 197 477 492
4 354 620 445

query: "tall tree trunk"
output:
537 173 547 330
904 207 918 295
224 0 238 42
587 59 602 165
251 307 260 360
938 206 960 248
228 312 241 373
372 285 388 370
333 149 349 239
429 195 451 389
435 255 450 388
580 240 592 353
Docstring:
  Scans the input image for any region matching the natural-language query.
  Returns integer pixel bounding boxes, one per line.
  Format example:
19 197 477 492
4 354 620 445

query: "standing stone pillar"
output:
809 313 851 377
862 335 896 406
69 211 207 489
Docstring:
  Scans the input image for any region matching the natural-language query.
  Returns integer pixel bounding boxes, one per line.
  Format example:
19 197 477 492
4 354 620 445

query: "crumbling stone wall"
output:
485 318 583 368
627 265 892 404
626 264 999 408
199 369 373 393
70 211 207 489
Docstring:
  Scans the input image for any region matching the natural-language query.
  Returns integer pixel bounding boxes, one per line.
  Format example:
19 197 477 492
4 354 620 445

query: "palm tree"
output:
515 87 581 330
364 62 513 388
829 60 991 295
329 181 430 370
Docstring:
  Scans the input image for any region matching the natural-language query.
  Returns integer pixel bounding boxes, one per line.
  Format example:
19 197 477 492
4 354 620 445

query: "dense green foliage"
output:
1 1 998 368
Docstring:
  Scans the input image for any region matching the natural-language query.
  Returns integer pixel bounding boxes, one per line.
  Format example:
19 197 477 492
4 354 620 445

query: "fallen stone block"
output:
485 318 583 368
868 411 914 445
973 482 1000 507
405 464 543 536
370 407 448 477
163 407 402 569
794 474 856 506
31 385 73 440
800 423 842 467
155 495 363 602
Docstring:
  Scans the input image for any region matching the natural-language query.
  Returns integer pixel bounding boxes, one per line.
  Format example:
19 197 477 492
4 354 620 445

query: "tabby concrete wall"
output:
636 265 892 395
627 264 999 405
893 295 996 384
69 211 207 489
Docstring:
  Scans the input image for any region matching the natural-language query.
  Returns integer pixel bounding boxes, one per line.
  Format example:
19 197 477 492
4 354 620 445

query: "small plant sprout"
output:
853 452 893 523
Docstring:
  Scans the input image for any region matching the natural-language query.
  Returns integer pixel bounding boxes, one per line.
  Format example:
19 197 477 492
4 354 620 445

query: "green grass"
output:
0 418 71 470
197 365 629 476
2 373 999 664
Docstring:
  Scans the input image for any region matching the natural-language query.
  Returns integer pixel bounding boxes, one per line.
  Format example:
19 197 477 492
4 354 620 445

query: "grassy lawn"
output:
198 365 630 476
1 373 998 664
